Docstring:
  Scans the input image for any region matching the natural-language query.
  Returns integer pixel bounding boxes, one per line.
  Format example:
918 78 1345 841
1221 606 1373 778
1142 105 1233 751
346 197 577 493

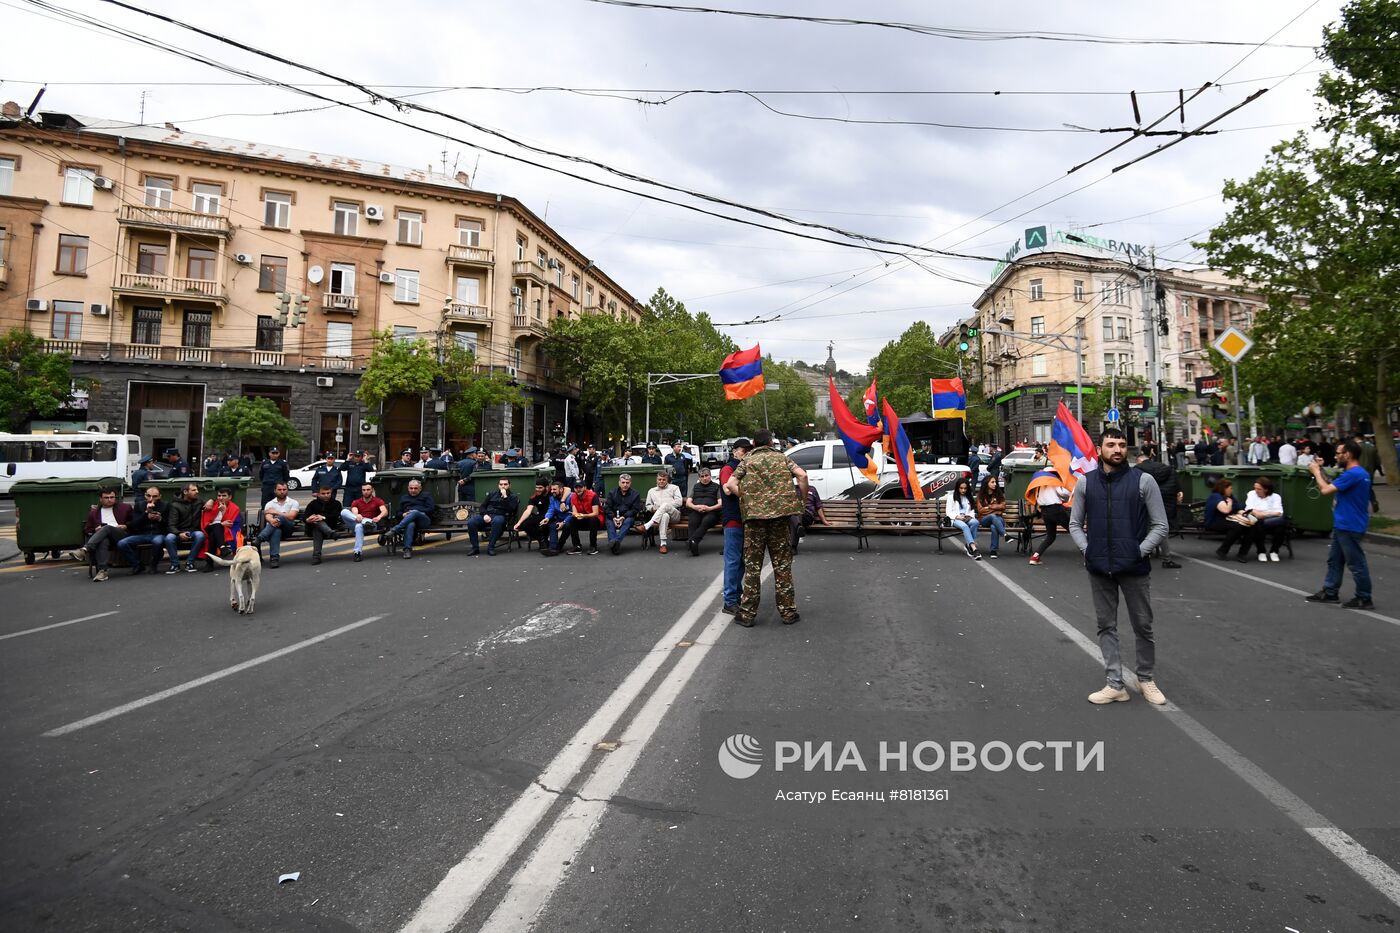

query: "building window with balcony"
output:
57 234 88 275
1031 354 1047 377
143 175 174 208
62 166 95 206
328 262 356 295
131 307 162 345
182 310 212 348
394 269 420 303
51 300 83 341
1030 315 1045 336
256 315 283 352
0 156 14 196
1029 278 1044 301
397 209 423 246
393 325 417 343
191 182 222 214
263 190 292 229
258 255 287 292
457 217 483 247
455 276 481 305
571 274 580 300
515 236 526 261
510 345 522 369
512 290 524 314
326 322 353 358
1073 279 1085 301
332 200 359 236
536 249 547 270
454 331 478 355
187 248 216 281
137 243 167 276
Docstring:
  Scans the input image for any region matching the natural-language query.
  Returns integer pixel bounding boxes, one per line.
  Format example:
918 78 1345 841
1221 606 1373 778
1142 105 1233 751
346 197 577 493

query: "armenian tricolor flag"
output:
862 377 879 426
931 378 966 420
720 345 765 400
1025 401 1099 503
829 377 882 483
880 399 925 500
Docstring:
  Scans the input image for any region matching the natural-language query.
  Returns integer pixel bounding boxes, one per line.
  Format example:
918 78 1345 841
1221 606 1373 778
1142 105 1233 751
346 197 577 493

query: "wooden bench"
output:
807 498 955 551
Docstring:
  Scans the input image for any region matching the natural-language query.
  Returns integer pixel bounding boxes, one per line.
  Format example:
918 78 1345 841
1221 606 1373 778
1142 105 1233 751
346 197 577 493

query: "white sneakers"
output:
1088 681 1167 705
1258 552 1268 562
1138 681 1167 705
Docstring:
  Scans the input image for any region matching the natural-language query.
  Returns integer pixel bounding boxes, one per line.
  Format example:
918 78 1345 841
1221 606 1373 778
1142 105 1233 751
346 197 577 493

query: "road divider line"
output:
42 614 388 737
398 570 726 933
0 611 118 642
978 560 1400 909
1186 555 1400 628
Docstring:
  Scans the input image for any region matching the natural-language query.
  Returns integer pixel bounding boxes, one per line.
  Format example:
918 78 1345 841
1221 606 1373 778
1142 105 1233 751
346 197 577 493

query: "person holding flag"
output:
1024 402 1099 565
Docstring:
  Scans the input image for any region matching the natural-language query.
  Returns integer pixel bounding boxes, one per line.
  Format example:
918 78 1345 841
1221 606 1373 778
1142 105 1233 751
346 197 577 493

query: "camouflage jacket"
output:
734 446 802 520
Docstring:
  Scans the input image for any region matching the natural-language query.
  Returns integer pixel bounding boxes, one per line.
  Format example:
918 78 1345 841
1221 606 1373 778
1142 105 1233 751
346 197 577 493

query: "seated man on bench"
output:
467 477 517 556
164 482 206 573
389 478 437 559
342 481 388 562
256 482 300 568
303 484 346 565
641 471 684 554
512 479 552 551
685 468 723 556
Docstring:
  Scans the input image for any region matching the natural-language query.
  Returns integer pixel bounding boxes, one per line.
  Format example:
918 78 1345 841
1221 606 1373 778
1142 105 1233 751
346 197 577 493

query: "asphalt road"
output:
1 514 1398 932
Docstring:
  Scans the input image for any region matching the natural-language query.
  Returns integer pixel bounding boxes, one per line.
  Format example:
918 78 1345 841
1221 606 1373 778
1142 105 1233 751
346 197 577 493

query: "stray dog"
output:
206 545 262 614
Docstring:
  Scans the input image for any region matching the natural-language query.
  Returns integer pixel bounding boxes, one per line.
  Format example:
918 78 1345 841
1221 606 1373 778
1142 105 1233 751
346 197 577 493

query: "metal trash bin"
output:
12 477 125 565
600 464 672 499
1003 461 1048 502
472 467 553 504
1273 463 1336 534
373 468 461 509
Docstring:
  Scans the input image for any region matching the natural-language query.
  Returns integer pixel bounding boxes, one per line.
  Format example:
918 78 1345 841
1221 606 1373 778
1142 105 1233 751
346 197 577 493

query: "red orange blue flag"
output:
1025 401 1099 503
720 345 765 400
829 376 882 483
880 399 925 500
862 377 879 426
930 378 966 420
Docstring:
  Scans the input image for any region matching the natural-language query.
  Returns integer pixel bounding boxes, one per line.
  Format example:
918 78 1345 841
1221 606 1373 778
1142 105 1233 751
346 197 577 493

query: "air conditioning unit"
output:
315 376 335 388
84 422 109 432
505 366 518 379
510 286 523 297
92 176 114 191
90 303 110 316
234 253 253 265
26 298 49 312
364 205 384 222
359 419 377 435
378 271 396 284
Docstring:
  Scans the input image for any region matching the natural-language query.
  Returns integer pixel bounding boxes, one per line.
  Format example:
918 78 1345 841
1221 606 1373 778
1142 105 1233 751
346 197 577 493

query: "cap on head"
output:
140 454 155 465
268 447 280 455
164 447 180 457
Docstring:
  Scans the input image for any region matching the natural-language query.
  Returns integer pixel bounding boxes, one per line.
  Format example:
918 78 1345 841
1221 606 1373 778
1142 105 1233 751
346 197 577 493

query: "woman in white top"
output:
1215 475 1286 562
943 477 982 560
1028 481 1072 566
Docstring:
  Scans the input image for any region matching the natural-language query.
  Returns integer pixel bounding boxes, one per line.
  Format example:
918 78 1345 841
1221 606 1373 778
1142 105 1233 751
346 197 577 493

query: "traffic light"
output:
291 294 310 328
274 291 290 327
957 323 971 353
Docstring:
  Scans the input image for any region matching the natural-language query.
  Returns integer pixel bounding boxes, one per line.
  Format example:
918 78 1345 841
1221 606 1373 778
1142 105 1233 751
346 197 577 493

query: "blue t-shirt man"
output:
1330 464 1372 533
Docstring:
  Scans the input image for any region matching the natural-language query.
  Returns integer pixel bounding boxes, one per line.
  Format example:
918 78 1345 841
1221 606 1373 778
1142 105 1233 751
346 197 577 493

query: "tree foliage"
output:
205 396 303 453
0 328 90 431
357 330 524 438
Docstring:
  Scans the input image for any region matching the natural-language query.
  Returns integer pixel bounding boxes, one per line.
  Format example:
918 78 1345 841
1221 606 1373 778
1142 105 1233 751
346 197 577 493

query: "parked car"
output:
783 439 971 500
286 459 376 490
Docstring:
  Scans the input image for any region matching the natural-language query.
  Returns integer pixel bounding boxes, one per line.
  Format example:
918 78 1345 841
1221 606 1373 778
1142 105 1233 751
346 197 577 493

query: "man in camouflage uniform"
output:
723 429 808 627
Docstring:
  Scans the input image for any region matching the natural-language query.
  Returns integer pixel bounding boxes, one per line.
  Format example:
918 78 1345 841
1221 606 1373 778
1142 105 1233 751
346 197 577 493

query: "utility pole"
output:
625 375 633 448
1141 251 1165 459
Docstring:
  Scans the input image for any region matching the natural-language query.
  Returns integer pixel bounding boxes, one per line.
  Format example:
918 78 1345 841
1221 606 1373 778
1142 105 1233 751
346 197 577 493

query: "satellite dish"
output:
307 265 324 285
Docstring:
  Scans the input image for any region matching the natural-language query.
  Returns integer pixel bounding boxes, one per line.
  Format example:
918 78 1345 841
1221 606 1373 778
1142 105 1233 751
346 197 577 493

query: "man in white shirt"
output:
563 445 581 486
256 482 300 568
1278 439 1298 465
1248 436 1270 464
642 471 684 554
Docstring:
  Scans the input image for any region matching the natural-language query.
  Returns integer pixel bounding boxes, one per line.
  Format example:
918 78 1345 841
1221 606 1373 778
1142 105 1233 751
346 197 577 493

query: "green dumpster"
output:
1003 460 1047 502
1177 465 1226 503
12 477 126 565
600 463 672 499
144 475 249 505
472 466 554 504
1274 464 1336 534
374 468 463 509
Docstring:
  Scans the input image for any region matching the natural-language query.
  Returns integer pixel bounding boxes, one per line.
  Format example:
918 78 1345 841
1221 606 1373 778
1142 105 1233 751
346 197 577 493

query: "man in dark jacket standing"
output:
259 447 290 510
131 454 157 503
1069 428 1170 706
310 452 343 495
1134 451 1183 569
343 450 372 490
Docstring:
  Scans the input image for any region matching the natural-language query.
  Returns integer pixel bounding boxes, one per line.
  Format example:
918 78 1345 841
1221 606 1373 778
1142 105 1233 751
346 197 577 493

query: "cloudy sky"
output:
2 0 1339 372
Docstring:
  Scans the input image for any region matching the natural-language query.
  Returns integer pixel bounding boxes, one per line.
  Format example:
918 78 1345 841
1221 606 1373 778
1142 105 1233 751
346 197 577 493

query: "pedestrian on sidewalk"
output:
724 429 806 627
1069 428 1170 706
1306 440 1374 609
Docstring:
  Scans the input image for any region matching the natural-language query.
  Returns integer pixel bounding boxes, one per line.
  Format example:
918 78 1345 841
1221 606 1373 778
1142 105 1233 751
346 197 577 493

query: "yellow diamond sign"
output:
1213 326 1253 363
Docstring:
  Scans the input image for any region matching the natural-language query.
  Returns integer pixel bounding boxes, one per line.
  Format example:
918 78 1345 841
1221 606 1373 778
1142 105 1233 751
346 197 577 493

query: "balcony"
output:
322 293 359 315
114 272 226 304
511 314 549 338
445 244 494 269
46 339 288 369
118 204 231 238
443 302 492 325
511 260 546 286
313 355 366 371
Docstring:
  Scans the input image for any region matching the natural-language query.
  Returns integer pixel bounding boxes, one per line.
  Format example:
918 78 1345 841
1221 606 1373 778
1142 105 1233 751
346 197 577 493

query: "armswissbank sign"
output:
992 225 1150 280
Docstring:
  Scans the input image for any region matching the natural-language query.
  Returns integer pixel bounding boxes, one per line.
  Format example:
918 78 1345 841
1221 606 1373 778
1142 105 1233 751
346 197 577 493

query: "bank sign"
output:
992 225 1150 280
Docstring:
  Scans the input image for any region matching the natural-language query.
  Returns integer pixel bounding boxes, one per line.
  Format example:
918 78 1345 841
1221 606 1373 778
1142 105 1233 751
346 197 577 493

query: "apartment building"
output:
0 106 642 464
960 226 1262 447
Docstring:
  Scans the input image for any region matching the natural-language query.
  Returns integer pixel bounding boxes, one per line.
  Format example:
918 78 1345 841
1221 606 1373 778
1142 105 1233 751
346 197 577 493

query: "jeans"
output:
257 520 293 558
1323 529 1371 600
978 513 1005 552
163 530 205 564
1035 504 1070 556
467 514 506 551
82 525 127 569
394 510 431 548
723 525 744 606
951 518 977 546
1089 572 1155 689
606 516 635 543
339 509 377 552
117 533 164 569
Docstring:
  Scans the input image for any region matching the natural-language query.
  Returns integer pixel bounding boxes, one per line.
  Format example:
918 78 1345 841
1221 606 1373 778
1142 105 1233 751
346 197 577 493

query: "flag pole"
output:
762 388 769 430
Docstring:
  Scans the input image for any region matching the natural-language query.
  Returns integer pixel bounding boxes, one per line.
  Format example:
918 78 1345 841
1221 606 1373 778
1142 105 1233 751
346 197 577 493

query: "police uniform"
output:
311 459 343 494
131 458 156 501
219 458 250 478
260 451 291 507
343 453 371 490
732 442 803 625
164 450 192 479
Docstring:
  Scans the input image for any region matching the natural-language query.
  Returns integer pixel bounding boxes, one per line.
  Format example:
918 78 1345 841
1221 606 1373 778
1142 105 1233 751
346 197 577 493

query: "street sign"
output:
1213 326 1254 363
1125 396 1149 412
766 383 780 391
1143 407 1159 418
1107 407 1120 422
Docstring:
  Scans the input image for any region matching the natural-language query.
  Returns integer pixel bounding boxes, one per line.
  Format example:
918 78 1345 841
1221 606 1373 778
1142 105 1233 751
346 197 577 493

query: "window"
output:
455 276 481 305
182 310 212 348
830 445 852 468
394 269 420 303
454 331 478 355
1073 279 1085 301
536 249 547 270
51 300 83 340
256 316 284 352
191 182 222 214
137 243 167 276
333 200 359 236
258 255 287 292
515 236 527 261
1103 353 1116 376
571 274 580 300
393 325 418 343
457 218 483 247
1117 320 1130 341
143 176 173 208
1182 332 1193 351
788 445 826 470
328 262 355 295
62 167 95 205
131 307 162 344
1102 317 1114 340
397 209 423 246
1180 297 1192 318
554 263 563 288
1184 363 1196 383
326 322 353 357
57 234 89 274
263 191 292 228
0 156 14 196
186 247 216 280
509 344 522 368
1030 315 1045 336
585 284 594 306
1029 278 1044 301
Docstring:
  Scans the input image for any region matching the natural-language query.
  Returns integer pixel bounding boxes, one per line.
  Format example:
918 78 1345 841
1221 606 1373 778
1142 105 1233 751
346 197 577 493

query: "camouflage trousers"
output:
739 517 797 621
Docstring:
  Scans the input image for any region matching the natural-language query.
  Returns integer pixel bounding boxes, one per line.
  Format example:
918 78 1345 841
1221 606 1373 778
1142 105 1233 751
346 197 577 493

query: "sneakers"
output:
1269 552 1280 562
69 546 89 563
1305 590 1339 603
1138 680 1167 705
184 561 197 573
721 603 738 615
588 547 599 555
610 540 621 555
540 548 558 557
1214 548 1229 559
688 540 700 557
92 569 109 582
1087 684 1130 704
1343 597 1376 610
988 551 999 560
353 551 363 562
1161 559 1182 569
568 547 583 555
165 562 180 574
1028 553 1042 566
402 548 412 559
269 556 280 568
1258 552 1268 562
468 549 480 557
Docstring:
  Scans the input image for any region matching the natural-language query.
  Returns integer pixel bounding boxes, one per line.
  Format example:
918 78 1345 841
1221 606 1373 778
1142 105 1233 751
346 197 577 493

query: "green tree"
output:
0 328 91 431
439 342 523 438
1198 0 1400 477
543 312 645 440
204 396 303 453
357 330 524 438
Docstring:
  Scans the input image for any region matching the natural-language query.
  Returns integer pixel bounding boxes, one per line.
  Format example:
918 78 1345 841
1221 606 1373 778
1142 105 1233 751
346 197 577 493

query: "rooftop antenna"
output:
24 85 46 119
139 89 150 125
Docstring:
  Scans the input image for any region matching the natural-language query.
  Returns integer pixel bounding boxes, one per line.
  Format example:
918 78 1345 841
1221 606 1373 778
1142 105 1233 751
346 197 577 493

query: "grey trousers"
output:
1089 572 1155 688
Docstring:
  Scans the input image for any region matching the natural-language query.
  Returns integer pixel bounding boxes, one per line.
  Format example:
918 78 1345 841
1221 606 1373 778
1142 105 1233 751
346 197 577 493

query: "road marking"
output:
0 611 118 642
978 560 1400 909
1186 555 1400 628
43 614 388 737
398 569 726 933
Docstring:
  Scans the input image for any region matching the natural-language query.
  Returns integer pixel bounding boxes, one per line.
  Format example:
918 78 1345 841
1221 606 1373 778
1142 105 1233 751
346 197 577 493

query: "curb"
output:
1364 530 1400 550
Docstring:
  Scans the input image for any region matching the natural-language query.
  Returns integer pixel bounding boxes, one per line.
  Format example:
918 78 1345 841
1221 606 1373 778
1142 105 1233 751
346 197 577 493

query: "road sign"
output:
1143 407 1159 418
1107 407 1120 423
1213 326 1254 363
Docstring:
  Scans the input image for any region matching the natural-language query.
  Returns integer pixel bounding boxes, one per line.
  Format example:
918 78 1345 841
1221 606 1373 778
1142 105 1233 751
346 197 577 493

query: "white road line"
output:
1186 555 1400 628
398 570 725 933
0 611 118 642
978 560 1400 909
43 614 388 737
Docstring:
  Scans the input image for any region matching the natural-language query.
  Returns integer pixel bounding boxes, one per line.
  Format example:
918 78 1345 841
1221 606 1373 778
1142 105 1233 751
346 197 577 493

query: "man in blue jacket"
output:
1069 428 1170 706
388 478 436 559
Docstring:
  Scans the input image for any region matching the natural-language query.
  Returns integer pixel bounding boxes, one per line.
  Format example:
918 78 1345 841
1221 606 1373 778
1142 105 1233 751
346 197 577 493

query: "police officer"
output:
425 447 453 470
164 447 192 479
311 451 343 495
259 446 290 509
201 450 223 477
131 453 157 502
417 447 434 467
396 448 415 468
723 430 805 627
343 450 372 489
219 452 250 478
456 446 480 495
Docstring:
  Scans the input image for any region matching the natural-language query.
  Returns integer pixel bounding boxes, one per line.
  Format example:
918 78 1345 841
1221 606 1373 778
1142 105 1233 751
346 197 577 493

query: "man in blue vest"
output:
1068 427 1170 706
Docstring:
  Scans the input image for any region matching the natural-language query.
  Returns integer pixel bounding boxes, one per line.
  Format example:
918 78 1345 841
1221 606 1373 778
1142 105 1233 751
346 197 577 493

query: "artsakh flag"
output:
1025 401 1099 503
829 376 882 483
720 345 765 400
880 399 925 500
931 378 966 420
862 377 879 426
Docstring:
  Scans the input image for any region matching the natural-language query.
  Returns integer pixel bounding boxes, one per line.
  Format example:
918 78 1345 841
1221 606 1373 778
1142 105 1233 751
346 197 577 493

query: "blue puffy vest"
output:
721 456 743 525
1081 466 1151 576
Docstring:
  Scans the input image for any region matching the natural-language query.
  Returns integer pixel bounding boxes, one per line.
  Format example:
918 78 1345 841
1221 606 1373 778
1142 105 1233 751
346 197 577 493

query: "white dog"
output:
206 545 262 614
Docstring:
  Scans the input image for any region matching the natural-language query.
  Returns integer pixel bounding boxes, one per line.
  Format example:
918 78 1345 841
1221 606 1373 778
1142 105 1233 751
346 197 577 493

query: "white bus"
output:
0 433 142 494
